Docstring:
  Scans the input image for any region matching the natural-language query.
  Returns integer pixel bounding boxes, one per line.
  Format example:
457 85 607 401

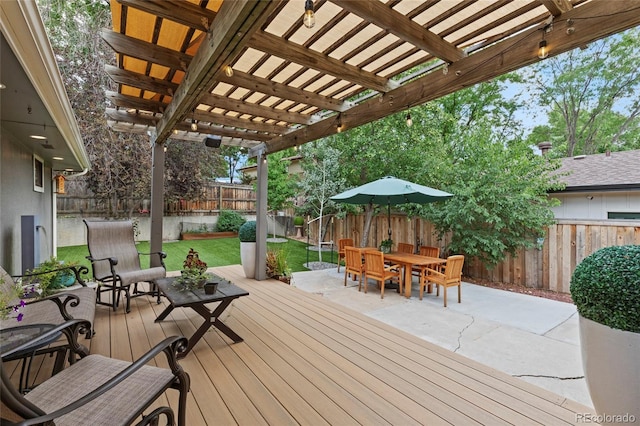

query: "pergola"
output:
102 0 640 279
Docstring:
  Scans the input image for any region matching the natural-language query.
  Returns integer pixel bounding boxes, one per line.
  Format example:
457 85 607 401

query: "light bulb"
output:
538 40 549 59
303 0 315 28
191 120 198 131
405 113 412 127
442 63 449 75
337 122 343 133
224 65 233 77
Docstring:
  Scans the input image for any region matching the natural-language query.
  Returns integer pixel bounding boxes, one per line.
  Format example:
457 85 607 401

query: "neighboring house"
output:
239 154 303 181
0 1 90 273
548 149 640 220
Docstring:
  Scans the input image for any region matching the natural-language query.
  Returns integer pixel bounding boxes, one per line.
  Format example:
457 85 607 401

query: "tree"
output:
164 140 225 201
298 140 347 262
523 28 640 157
419 77 564 268
38 0 153 215
326 104 446 246
266 150 298 212
219 145 247 183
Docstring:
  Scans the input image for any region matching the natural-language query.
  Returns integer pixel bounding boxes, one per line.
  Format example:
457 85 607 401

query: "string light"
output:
191 120 198 131
224 65 234 77
336 114 343 133
538 24 551 59
442 62 449 75
405 112 412 127
538 40 549 59
303 0 315 28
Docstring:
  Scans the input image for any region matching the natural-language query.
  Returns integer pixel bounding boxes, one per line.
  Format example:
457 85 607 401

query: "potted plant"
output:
379 239 393 253
173 248 212 291
266 248 292 284
570 245 640 424
239 220 257 278
293 216 304 238
25 257 79 297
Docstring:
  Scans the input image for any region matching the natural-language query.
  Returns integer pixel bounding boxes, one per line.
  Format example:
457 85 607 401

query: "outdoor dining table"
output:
383 252 446 298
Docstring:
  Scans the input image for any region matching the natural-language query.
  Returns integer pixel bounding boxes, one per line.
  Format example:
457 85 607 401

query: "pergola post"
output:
149 134 165 268
255 150 268 280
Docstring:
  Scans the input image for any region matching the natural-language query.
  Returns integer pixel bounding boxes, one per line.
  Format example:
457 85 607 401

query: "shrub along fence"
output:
308 214 640 294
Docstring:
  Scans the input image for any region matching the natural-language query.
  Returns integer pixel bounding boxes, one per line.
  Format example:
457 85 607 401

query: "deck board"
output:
3 265 594 425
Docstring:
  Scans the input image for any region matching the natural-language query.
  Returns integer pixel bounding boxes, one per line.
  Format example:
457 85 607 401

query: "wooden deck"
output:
5 265 594 425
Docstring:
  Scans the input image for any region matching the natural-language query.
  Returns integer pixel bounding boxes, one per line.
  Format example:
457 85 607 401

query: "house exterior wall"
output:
1 130 55 274
550 191 640 220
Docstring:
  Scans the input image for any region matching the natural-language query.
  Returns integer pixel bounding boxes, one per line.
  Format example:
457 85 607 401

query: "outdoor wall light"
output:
303 0 315 28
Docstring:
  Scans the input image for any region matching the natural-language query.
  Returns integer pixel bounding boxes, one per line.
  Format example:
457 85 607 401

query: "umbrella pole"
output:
387 203 392 239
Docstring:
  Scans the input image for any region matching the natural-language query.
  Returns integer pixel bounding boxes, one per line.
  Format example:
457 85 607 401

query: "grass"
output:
57 238 339 274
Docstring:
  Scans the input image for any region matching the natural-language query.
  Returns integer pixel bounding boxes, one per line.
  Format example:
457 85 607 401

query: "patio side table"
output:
155 276 249 358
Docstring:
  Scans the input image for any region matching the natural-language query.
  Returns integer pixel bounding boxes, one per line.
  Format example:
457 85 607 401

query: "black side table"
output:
1 324 63 393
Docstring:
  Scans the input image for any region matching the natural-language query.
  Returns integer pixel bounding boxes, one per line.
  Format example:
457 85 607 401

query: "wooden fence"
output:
308 213 640 294
57 183 256 216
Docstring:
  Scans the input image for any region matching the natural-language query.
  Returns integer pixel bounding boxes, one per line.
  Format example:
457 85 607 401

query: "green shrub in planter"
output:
293 216 304 226
239 220 257 242
216 210 246 232
570 245 640 333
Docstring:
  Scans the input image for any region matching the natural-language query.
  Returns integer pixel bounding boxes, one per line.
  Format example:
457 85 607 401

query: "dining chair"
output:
337 238 354 273
397 243 414 254
420 255 465 307
363 250 400 299
343 246 365 290
419 246 440 258
412 245 441 281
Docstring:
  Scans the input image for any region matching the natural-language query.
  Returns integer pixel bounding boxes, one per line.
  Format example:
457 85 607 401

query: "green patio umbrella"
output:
330 176 453 240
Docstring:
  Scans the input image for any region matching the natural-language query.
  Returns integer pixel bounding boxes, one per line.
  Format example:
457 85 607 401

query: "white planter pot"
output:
240 241 256 279
579 315 640 425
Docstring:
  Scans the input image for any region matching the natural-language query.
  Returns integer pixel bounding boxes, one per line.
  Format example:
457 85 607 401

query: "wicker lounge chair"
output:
1 326 190 426
84 219 166 313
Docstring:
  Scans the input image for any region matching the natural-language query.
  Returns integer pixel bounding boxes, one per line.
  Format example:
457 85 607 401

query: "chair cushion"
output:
117 266 166 287
25 354 175 426
0 287 96 330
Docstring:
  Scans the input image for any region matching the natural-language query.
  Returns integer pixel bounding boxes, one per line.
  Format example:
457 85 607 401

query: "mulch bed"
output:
465 277 574 304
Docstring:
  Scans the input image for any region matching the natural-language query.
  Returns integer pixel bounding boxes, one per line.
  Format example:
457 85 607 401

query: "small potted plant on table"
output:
379 239 393 253
173 248 212 291
570 245 640 424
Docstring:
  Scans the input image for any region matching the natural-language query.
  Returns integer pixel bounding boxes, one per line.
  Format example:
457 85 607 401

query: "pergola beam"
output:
154 0 283 144
252 0 640 156
332 0 465 64
249 31 396 94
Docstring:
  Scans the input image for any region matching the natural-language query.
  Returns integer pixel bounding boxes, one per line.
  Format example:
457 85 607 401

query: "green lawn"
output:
57 238 338 273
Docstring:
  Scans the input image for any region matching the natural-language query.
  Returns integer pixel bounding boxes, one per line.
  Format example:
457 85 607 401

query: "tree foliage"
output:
266 150 298 212
219 145 247 183
164 140 225 201
299 74 562 267
38 0 229 214
523 28 640 157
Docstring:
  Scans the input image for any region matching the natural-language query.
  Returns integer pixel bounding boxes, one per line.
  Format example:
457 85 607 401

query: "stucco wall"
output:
1 130 55 274
56 214 282 247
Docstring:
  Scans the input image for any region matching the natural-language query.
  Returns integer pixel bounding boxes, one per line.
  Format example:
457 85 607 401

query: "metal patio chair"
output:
84 219 166 313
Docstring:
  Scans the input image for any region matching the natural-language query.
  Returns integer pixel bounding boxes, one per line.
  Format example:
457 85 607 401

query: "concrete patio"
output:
290 267 592 408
